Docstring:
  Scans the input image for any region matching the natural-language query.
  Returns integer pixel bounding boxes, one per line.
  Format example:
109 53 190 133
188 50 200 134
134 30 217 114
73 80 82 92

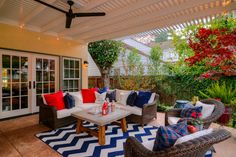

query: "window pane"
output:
50 71 55 81
21 57 28 69
2 55 10 68
64 69 69 78
12 70 20 82
43 83 49 93
50 82 55 93
70 60 74 68
21 83 28 96
50 60 55 70
2 84 11 97
69 80 73 88
36 71 42 82
43 59 49 70
74 80 78 88
64 59 69 68
21 70 28 82
43 71 49 81
2 69 11 83
2 98 11 111
63 80 68 90
70 70 74 78
75 60 80 68
75 70 80 78
12 83 20 96
21 97 28 109
12 97 20 110
12 56 19 69
36 83 43 94
36 58 42 70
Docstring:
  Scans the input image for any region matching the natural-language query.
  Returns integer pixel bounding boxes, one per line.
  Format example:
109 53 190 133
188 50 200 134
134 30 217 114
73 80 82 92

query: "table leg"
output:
76 119 83 134
98 125 105 145
121 118 127 132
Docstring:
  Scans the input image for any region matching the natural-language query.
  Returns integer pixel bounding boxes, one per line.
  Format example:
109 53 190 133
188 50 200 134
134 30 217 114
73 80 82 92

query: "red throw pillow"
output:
81 89 96 103
44 91 65 110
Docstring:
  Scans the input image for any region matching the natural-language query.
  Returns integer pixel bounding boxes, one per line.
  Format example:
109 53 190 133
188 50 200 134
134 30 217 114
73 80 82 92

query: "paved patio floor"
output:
0 113 235 157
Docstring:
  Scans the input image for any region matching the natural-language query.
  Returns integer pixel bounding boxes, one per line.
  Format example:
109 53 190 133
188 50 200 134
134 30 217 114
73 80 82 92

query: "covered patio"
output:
0 0 236 157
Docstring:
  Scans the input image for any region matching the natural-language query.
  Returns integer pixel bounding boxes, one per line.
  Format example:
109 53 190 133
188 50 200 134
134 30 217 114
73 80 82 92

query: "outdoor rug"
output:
36 122 213 157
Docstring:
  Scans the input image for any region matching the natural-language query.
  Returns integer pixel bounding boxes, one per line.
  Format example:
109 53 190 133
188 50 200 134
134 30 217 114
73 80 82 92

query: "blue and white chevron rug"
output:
36 122 212 157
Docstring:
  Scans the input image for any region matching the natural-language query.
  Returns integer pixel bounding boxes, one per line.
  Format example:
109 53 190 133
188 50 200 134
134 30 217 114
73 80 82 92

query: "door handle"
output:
29 81 31 89
33 81 36 89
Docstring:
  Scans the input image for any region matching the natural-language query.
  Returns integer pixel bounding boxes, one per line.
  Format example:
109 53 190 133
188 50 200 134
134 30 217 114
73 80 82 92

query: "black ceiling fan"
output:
34 0 106 28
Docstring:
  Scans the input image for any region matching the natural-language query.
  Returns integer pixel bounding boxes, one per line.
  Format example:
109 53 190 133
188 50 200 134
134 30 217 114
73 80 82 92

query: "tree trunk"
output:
101 69 110 88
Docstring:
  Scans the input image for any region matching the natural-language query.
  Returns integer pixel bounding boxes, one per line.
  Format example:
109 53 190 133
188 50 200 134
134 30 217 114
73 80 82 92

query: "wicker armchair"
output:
165 99 225 129
39 97 77 129
126 94 159 126
125 129 231 157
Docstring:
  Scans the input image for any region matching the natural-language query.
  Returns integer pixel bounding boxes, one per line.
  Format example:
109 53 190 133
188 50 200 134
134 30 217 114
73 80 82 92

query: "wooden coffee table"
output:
72 107 131 145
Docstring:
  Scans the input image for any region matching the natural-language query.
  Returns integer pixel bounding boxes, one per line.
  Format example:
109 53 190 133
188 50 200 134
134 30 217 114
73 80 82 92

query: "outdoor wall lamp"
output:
83 61 88 68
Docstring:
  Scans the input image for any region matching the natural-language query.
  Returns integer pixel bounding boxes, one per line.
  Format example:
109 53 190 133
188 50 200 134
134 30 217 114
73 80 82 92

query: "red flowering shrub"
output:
185 27 236 79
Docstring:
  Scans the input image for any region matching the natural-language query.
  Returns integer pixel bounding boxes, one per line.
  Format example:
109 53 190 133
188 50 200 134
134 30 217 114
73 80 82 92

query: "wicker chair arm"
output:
39 103 57 122
125 129 231 157
165 108 182 126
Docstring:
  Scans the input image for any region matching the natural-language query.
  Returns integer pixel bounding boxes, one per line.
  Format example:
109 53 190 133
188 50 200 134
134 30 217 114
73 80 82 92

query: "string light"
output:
57 37 60 40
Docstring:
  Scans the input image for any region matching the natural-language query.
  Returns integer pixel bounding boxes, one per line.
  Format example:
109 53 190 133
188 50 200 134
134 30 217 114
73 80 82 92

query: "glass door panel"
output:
0 51 31 119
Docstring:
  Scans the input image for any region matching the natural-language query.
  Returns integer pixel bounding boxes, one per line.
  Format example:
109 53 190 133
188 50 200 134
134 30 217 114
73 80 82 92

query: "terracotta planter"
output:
217 106 233 125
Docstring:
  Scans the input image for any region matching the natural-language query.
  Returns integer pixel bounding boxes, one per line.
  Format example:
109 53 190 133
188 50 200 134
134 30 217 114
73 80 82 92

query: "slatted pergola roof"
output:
0 0 235 43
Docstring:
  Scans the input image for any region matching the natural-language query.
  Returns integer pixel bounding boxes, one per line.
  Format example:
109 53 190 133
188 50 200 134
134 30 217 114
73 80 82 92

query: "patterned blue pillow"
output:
167 120 189 136
98 87 108 94
153 126 181 151
105 90 116 102
64 93 75 109
134 91 152 108
180 106 203 118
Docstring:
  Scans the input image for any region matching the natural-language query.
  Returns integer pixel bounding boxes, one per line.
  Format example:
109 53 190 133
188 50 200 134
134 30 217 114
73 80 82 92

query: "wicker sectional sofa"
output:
39 90 159 129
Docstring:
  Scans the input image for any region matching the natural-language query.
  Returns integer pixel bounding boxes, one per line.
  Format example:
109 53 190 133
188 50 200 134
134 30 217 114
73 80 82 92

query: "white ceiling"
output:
0 0 235 43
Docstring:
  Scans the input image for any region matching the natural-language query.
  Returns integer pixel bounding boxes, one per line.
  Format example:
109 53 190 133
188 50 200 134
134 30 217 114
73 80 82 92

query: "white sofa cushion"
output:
57 107 82 119
116 103 142 116
119 92 131 105
78 103 100 110
174 128 213 145
168 117 181 125
148 93 156 104
195 101 215 119
142 140 155 150
95 91 107 104
69 91 83 106
116 89 131 102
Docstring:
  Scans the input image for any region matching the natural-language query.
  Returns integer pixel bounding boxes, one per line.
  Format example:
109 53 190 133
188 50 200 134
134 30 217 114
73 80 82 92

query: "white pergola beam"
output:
74 0 217 40
83 3 235 42
0 0 6 8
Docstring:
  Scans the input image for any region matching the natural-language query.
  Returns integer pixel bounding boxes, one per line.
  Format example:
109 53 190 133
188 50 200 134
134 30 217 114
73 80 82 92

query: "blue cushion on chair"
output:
98 87 108 94
180 106 203 118
153 126 181 151
126 91 137 106
134 91 152 108
167 120 189 136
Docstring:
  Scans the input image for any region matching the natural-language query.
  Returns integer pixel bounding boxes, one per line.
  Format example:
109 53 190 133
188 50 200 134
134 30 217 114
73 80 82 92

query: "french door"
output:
0 49 59 119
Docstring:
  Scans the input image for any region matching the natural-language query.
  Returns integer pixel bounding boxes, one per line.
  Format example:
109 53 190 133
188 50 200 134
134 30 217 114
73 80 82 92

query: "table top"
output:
72 107 131 126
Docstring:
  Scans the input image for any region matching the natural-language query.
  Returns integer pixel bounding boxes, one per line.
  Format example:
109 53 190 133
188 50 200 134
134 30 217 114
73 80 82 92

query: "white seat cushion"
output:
78 103 100 110
116 104 142 116
195 101 215 119
142 140 155 150
168 117 181 125
174 128 213 145
57 107 82 119
57 109 71 119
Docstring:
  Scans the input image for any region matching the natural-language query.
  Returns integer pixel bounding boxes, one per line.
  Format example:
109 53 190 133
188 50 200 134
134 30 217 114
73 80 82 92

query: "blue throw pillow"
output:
167 120 189 136
126 91 137 106
153 126 181 151
64 93 75 109
98 87 108 94
180 106 203 118
105 90 116 102
134 91 152 108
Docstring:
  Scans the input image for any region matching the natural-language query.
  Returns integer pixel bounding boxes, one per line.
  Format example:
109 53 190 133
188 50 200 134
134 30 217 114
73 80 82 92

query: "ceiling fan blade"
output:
34 0 67 14
65 16 73 28
74 12 106 17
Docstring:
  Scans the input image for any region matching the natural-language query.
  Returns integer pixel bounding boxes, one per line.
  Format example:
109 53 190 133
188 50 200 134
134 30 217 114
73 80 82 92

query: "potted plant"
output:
199 81 236 125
